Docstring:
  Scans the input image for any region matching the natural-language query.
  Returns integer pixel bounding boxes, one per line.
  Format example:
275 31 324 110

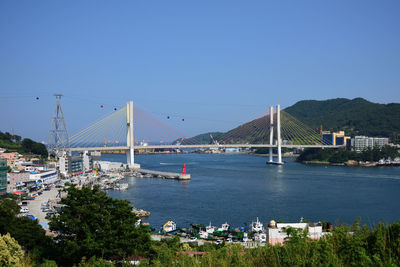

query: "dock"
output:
124 168 190 180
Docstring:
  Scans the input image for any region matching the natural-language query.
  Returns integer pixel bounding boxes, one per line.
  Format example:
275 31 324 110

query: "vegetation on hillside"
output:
284 98 400 143
0 131 48 158
298 146 400 164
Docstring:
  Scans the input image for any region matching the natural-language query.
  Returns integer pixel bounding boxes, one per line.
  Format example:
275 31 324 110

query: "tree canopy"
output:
0 130 48 158
48 185 151 265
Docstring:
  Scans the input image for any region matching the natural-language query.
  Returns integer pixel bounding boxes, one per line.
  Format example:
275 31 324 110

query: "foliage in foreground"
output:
48 185 151 266
144 220 400 267
0 233 26 266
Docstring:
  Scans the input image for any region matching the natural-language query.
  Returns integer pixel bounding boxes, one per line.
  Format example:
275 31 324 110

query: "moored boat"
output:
163 221 177 232
251 217 264 233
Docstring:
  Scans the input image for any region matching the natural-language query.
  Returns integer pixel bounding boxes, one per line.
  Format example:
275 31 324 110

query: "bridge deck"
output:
69 144 342 152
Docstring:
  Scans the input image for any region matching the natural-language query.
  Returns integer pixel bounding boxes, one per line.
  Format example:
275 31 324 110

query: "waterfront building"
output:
60 151 99 175
321 131 350 146
0 159 7 195
351 136 389 151
59 155 84 175
267 220 326 245
30 169 58 184
94 160 126 171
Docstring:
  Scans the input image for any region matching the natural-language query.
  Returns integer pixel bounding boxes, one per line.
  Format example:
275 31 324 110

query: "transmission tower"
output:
48 94 70 157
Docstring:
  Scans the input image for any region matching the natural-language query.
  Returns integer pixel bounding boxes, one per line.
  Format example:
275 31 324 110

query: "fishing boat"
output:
199 231 209 239
206 222 216 234
218 222 230 232
163 221 177 232
113 183 128 190
251 217 264 233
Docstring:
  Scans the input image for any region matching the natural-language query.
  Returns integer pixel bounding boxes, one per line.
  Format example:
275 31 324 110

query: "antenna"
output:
48 94 70 157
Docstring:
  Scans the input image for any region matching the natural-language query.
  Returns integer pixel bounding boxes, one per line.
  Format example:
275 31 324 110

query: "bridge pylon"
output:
267 104 283 165
126 101 135 168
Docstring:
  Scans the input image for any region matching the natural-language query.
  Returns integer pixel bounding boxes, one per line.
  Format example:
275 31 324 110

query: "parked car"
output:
20 207 29 213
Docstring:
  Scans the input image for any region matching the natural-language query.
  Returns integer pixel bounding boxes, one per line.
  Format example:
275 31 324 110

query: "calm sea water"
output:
103 153 400 228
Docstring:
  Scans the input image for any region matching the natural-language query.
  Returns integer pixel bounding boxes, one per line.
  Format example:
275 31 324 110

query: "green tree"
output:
0 233 25 266
48 185 151 266
0 198 54 262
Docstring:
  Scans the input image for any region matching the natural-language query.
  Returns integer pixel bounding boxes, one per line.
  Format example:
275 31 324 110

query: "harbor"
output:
147 217 329 247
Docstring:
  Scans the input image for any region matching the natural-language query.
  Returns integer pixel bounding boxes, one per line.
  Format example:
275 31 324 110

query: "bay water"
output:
104 153 400 229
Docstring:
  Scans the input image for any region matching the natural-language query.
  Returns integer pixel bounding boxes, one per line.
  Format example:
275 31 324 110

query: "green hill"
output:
284 98 400 142
174 132 224 145
0 131 48 158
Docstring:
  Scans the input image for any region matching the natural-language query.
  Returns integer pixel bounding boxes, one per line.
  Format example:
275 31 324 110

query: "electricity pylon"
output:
48 94 70 157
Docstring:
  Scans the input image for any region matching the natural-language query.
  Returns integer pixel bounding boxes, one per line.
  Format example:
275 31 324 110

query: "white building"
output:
352 136 389 151
267 220 326 245
29 169 58 184
94 161 126 171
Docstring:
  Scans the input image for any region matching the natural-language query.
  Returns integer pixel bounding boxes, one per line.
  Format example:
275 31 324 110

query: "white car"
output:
20 207 29 213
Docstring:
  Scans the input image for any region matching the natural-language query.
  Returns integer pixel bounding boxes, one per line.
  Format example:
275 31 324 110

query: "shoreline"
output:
301 160 386 167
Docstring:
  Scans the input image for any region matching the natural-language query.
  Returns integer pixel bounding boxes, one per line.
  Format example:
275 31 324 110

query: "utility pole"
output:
48 94 70 158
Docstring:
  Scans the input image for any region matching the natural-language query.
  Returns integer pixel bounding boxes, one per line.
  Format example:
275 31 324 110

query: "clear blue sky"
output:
1 0 399 142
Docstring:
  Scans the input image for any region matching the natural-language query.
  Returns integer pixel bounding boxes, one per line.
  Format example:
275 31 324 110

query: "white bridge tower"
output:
268 104 283 165
126 101 135 168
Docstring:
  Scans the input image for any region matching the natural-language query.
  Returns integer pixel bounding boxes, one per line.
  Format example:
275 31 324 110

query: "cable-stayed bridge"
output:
64 101 342 167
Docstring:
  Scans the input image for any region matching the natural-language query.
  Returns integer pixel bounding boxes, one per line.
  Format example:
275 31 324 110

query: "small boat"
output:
218 222 230 232
251 217 264 233
163 221 177 232
206 222 216 234
199 231 209 239
113 183 128 190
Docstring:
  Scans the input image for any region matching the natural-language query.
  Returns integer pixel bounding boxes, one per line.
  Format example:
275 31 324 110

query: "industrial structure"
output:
48 94 70 158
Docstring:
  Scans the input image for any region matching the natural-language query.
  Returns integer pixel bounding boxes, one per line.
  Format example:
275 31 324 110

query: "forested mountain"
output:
284 98 400 142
